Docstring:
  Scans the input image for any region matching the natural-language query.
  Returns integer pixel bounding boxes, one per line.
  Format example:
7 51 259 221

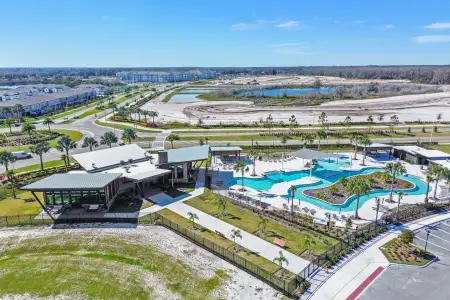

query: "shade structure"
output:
288 148 339 160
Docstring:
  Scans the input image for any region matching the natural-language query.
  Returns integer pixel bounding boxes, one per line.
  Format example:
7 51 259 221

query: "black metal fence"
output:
140 212 301 297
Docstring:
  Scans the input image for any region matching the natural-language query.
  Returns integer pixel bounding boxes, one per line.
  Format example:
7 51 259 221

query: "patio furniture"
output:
215 230 227 239
273 238 286 248
310 209 317 215
87 204 100 212
332 214 339 220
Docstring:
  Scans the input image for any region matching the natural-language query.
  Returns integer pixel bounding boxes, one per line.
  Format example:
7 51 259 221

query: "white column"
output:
183 163 188 181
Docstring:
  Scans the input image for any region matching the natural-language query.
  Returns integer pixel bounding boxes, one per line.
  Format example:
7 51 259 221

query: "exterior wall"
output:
116 71 217 83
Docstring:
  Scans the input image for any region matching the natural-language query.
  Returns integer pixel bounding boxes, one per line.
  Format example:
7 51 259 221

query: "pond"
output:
238 87 335 97
179 88 217 94
168 94 204 103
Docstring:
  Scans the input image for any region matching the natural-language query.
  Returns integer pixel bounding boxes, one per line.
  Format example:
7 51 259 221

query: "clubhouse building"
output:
22 144 218 212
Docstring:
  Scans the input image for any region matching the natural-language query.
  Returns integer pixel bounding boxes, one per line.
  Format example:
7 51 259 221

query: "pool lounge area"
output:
213 151 434 224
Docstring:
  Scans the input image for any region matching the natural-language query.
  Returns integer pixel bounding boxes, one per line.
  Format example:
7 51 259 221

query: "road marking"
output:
415 236 450 251
346 266 385 300
418 230 450 244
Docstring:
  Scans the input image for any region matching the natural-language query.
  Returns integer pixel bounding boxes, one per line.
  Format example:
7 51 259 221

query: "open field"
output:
13 157 76 173
185 190 337 257
0 191 43 216
0 226 281 300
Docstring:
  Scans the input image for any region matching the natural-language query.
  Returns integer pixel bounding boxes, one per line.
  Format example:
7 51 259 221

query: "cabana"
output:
288 148 339 178
354 143 393 159
210 146 242 163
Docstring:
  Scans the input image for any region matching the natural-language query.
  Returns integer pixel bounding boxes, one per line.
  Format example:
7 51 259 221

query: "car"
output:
12 151 32 159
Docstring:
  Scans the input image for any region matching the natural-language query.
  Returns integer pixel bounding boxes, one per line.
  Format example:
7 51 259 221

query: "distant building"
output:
0 84 111 117
116 70 217 83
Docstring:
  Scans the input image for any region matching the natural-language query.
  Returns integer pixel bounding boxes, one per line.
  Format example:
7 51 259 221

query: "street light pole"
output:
425 230 430 252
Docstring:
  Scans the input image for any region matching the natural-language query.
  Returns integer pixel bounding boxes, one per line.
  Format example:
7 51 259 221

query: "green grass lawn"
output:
13 157 76 174
429 144 450 154
0 231 226 300
156 209 287 275
76 108 103 119
0 191 43 216
95 119 161 133
185 190 337 257
380 239 435 266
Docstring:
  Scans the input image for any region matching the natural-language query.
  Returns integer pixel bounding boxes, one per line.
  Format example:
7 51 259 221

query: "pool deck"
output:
266 177 320 195
214 152 441 225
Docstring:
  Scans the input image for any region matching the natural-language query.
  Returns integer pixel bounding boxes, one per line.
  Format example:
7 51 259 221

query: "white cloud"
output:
102 15 123 21
231 20 269 31
376 24 394 30
274 21 300 29
424 22 450 29
413 35 450 43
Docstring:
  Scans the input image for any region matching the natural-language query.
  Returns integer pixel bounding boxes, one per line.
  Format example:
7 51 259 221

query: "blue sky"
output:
2 0 450 67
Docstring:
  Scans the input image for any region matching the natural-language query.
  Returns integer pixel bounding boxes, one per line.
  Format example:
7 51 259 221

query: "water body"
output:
238 87 335 97
229 159 429 212
179 88 217 94
168 94 203 103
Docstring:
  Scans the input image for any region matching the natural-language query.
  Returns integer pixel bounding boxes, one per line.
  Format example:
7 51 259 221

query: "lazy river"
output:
229 159 429 212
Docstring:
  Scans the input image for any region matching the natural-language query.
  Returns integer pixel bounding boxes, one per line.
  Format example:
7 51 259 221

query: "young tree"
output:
344 116 352 126
5 118 14 134
384 162 407 201
217 196 228 217
289 115 296 132
60 154 69 172
346 177 372 219
230 228 242 251
29 142 51 170
258 216 267 235
43 117 55 132
166 134 180 149
304 238 316 255
399 230 414 250
318 112 327 129
424 174 433 203
56 135 77 161
6 170 16 199
273 251 289 267
109 102 117 119
233 161 248 192
122 128 138 144
377 114 384 123
82 137 99 151
21 122 36 139
13 104 25 121
0 151 17 172
281 135 288 156
100 132 118 148
290 185 297 215
395 191 405 221
247 148 260 176
266 114 273 134
316 130 327 151
187 212 199 229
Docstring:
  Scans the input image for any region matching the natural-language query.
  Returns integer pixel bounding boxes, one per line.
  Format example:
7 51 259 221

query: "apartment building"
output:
116 70 217 83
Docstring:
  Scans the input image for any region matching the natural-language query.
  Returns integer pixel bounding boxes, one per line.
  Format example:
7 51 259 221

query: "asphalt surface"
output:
360 218 450 300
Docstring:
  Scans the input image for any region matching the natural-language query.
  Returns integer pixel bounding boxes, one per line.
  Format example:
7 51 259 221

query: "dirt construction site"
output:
142 76 450 125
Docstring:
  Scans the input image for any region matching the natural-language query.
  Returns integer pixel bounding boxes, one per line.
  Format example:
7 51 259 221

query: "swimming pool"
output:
228 159 430 212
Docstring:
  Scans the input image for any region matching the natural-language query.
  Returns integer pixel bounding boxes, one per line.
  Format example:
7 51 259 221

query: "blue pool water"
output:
229 159 430 212
238 87 335 97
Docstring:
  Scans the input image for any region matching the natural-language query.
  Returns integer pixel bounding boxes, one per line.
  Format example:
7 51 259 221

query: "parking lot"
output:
360 218 450 300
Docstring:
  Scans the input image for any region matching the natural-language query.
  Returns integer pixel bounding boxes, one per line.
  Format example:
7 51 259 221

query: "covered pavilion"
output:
288 148 339 178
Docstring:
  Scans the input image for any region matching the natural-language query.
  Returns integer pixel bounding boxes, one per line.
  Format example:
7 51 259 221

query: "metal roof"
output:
22 173 122 191
210 146 242 152
72 144 151 172
165 145 210 164
125 168 171 181
288 148 339 160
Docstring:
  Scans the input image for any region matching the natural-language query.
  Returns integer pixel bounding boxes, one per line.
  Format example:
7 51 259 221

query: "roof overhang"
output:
125 169 171 182
288 148 339 160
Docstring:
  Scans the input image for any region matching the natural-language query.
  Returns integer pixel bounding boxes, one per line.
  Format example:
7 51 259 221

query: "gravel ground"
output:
0 224 283 300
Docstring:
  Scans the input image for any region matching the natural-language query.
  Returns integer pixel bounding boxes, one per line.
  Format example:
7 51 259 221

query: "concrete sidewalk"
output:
309 211 450 300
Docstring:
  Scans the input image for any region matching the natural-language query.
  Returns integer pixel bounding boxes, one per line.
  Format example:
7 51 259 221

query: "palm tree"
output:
289 115 296 133
358 135 372 165
43 117 55 132
273 251 289 267
377 114 384 123
266 114 273 134
166 134 180 149
149 110 159 123
429 164 447 200
100 132 118 148
247 148 260 176
60 154 69 171
13 104 25 121
233 161 248 192
281 135 288 156
258 216 267 235
374 197 381 225
304 238 316 255
0 151 17 172
346 177 372 219
82 137 99 151
230 228 242 251
384 162 407 201
217 196 228 216
109 102 118 119
29 142 51 170
425 174 433 203
6 170 17 199
56 135 77 163
122 128 138 144
350 133 361 160
290 185 297 215
316 130 327 150
21 122 36 139
2 107 12 119
142 110 149 123
395 191 405 221
5 118 14 134
187 212 199 229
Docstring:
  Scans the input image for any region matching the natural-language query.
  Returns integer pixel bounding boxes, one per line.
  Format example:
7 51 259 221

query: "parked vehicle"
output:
12 151 32 159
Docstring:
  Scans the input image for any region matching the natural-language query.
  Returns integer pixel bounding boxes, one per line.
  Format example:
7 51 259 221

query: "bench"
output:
273 238 286 248
215 230 227 239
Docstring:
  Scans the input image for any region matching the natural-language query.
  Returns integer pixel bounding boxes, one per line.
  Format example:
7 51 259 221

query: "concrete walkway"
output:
308 211 450 300
151 130 172 149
